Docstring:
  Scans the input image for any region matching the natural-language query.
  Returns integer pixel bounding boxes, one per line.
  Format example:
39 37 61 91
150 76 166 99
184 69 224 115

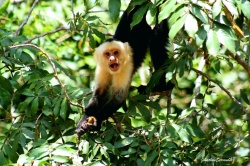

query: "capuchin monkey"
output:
75 5 174 136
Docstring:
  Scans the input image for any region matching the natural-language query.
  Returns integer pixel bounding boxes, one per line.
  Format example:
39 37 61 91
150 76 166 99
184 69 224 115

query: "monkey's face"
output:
104 48 120 72
94 41 132 74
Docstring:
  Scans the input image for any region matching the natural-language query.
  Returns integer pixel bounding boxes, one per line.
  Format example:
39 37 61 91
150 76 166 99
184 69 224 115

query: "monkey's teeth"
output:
110 63 119 71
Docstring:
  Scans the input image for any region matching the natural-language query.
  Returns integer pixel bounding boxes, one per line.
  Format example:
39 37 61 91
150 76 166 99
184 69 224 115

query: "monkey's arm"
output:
75 88 128 136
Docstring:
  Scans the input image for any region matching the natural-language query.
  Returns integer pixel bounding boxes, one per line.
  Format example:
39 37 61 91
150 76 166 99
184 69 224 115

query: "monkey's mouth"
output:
109 62 119 72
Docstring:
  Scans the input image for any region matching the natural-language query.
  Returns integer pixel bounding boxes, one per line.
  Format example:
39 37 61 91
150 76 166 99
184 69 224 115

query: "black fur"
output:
75 5 174 136
150 20 174 92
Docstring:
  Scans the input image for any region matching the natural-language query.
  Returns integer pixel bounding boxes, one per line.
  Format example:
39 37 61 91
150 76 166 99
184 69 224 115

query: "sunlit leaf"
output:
172 124 192 143
178 108 195 120
215 28 236 53
168 6 185 27
206 29 220 56
212 0 222 19
158 0 177 23
222 0 238 16
130 117 148 127
185 14 198 38
169 14 187 41
241 0 250 19
191 5 209 24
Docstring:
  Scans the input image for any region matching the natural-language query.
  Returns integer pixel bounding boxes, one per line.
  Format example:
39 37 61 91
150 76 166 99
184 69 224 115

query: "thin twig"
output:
15 0 39 36
9 44 84 111
23 26 69 44
191 68 247 113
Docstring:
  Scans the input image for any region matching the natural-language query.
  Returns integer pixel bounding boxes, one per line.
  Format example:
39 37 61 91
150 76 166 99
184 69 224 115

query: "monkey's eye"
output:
114 51 119 56
105 52 110 57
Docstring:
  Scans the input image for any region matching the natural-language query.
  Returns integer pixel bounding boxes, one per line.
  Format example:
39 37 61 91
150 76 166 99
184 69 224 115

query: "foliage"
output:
0 0 250 165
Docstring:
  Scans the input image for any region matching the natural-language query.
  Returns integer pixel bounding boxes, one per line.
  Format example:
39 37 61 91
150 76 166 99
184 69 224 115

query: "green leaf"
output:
0 76 13 94
88 33 95 48
52 155 69 163
30 97 39 116
53 98 62 116
240 89 250 105
86 16 99 21
92 28 105 41
172 124 192 143
145 151 158 166
60 98 67 120
178 108 195 120
19 52 34 64
168 6 185 27
120 147 136 155
212 0 222 19
215 28 235 54
241 0 250 19
0 151 5 165
196 150 206 160
186 123 205 138
158 0 177 23
109 0 121 21
214 60 221 73
29 147 48 159
206 29 220 56
52 147 73 157
177 57 186 77
191 5 208 24
222 0 238 16
0 0 10 15
4 144 17 162
195 93 204 99
19 133 26 147
130 0 147 6
22 128 35 139
130 4 149 28
130 117 148 127
169 14 187 41
195 25 208 46
141 101 161 110
0 37 12 46
82 141 89 154
114 137 136 148
146 70 165 94
18 97 34 113
184 14 198 38
136 103 151 123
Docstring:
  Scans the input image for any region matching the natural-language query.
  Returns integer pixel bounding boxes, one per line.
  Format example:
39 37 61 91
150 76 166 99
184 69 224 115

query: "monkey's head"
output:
94 40 132 74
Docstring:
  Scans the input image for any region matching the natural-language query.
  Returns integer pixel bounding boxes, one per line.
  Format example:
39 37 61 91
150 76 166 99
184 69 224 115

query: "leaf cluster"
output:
0 0 250 165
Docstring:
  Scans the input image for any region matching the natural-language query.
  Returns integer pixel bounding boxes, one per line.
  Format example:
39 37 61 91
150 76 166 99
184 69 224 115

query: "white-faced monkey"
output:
75 4 174 137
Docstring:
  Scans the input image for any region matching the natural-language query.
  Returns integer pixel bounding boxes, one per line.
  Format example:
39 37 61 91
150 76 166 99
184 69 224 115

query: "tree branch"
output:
23 26 69 44
9 44 85 111
229 52 250 76
191 68 247 113
15 0 39 37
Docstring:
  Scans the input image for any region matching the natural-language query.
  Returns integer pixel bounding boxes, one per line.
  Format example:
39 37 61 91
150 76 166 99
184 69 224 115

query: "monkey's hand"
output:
75 115 100 137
